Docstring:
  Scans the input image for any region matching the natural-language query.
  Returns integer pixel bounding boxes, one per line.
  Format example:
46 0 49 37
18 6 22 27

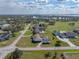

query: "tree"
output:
60 53 66 59
55 41 61 47
9 48 23 59
44 52 51 59
52 52 58 59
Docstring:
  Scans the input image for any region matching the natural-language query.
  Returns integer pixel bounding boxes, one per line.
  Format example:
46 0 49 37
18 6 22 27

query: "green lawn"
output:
5 50 79 59
70 35 79 46
64 52 79 59
16 29 38 47
16 36 38 47
47 21 79 31
0 32 20 47
47 22 70 31
24 30 32 36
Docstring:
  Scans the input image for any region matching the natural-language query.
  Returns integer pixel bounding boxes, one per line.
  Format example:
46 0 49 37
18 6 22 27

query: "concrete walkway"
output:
56 36 76 47
36 42 43 47
18 46 79 51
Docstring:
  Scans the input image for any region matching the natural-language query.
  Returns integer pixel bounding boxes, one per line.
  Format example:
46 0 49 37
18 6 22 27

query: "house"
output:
31 34 42 43
0 33 10 41
73 30 79 34
32 24 44 34
31 33 50 44
42 37 49 44
53 31 77 39
64 32 77 38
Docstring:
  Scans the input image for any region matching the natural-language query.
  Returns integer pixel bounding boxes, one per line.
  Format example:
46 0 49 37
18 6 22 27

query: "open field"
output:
16 37 38 47
5 50 79 59
70 35 79 46
16 30 38 47
0 32 20 47
65 53 79 59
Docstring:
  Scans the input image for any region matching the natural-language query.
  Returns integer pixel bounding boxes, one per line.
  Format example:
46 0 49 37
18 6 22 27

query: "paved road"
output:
18 46 79 51
0 23 31 59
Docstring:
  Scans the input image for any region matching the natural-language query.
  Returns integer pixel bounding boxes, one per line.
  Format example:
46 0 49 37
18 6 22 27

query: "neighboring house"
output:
31 34 42 43
31 34 49 44
0 33 10 41
32 24 45 34
53 31 77 39
42 37 49 44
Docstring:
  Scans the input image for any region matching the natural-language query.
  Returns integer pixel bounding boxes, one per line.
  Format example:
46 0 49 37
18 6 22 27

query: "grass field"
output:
5 50 79 59
24 30 32 36
0 32 20 47
70 35 79 46
65 53 79 59
16 36 38 47
16 29 38 47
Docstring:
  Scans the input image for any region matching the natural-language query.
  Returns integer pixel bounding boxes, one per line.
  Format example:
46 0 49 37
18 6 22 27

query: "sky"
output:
0 0 79 15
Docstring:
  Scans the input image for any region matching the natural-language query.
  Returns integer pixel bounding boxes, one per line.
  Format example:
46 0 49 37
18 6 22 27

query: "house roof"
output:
53 31 77 38
0 33 10 40
42 37 49 42
31 34 42 41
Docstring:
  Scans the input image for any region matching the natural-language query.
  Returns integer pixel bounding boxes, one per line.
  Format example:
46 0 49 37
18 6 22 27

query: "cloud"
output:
0 0 79 14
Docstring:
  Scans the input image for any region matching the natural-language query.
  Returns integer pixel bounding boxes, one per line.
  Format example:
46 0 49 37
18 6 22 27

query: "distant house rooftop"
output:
53 31 77 39
33 24 44 34
31 34 42 42
42 37 49 44
0 33 10 41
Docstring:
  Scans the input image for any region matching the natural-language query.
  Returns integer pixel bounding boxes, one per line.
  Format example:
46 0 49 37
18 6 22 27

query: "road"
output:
18 46 79 51
0 23 31 59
